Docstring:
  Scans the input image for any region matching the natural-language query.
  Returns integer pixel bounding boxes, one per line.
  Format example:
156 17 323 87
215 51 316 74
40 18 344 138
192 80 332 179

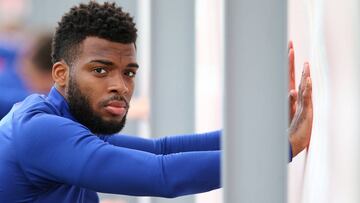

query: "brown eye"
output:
125 70 136 78
93 67 107 74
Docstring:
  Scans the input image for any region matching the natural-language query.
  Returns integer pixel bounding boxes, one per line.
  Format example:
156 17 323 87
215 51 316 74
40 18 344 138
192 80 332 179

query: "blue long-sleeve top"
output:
0 87 221 203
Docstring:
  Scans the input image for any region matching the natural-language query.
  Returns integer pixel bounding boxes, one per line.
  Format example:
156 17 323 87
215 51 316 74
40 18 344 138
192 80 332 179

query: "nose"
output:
107 73 129 95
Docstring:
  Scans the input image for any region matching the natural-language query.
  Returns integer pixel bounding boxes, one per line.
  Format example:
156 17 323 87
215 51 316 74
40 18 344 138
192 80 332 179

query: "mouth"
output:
104 100 128 117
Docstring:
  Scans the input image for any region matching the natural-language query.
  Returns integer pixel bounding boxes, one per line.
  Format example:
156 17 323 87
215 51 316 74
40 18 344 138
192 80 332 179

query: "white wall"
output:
288 0 360 202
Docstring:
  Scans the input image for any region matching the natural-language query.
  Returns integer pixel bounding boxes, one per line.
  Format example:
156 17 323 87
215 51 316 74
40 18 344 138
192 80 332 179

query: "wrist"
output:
289 134 305 158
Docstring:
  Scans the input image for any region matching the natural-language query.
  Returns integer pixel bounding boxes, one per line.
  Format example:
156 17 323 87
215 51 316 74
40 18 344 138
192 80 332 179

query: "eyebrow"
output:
127 63 139 68
89 59 139 68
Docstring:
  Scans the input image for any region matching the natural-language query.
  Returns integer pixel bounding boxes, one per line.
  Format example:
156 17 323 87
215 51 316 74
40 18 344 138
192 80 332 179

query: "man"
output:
20 32 148 120
0 2 312 202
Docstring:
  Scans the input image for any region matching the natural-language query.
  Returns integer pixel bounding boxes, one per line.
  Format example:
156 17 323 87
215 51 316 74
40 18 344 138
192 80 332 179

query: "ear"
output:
52 61 69 90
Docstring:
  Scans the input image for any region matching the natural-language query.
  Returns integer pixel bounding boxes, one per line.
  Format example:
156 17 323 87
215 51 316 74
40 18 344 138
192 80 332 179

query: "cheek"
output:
124 82 135 102
82 87 102 111
127 80 135 95
73 76 102 111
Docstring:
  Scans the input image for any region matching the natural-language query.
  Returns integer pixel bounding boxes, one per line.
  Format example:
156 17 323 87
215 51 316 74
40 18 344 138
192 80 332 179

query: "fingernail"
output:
304 62 309 68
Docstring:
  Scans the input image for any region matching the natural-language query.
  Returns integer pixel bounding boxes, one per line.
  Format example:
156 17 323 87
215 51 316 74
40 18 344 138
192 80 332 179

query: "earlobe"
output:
52 61 69 88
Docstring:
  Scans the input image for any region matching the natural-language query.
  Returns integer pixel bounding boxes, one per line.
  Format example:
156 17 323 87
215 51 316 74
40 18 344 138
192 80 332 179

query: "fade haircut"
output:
51 1 137 65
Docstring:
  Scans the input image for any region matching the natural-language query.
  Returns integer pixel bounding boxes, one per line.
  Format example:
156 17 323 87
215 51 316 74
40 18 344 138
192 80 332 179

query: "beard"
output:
66 77 127 135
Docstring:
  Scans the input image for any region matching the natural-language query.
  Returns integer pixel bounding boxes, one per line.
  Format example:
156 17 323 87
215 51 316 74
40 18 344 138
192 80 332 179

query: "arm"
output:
15 115 220 197
103 130 221 155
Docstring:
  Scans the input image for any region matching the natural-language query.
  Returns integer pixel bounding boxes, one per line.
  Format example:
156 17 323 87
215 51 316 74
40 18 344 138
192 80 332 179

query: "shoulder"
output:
11 95 91 149
13 94 58 117
12 106 96 166
14 110 90 146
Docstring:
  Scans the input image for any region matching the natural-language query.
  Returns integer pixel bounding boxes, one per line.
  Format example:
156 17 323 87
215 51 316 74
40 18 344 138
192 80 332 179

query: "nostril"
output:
110 89 119 94
109 86 128 95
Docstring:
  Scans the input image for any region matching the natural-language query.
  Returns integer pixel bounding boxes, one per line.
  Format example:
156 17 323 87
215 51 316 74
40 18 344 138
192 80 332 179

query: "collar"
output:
46 86 76 121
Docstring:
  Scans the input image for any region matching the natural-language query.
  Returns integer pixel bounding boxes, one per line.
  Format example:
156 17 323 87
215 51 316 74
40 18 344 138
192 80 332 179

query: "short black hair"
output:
51 1 137 65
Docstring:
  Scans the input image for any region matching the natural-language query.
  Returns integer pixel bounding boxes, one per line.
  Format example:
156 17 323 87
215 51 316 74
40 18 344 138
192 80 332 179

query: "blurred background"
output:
1 0 360 203
0 0 223 203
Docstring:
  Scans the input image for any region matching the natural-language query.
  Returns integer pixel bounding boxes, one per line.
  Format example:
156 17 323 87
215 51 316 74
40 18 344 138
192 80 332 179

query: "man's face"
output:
65 37 138 134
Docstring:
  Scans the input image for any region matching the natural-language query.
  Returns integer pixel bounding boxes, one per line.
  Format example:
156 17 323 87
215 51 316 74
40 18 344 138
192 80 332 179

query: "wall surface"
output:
288 0 360 202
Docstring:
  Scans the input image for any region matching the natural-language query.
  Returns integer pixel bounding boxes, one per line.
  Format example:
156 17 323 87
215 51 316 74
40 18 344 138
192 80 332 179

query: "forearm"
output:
79 148 220 197
156 130 221 154
103 134 160 154
104 130 221 155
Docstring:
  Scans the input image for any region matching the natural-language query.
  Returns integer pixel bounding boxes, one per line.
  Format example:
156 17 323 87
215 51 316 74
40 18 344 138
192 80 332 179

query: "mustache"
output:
100 95 129 108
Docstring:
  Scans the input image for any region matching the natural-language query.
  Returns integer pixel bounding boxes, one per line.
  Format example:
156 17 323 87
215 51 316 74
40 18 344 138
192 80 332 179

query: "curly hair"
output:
51 1 137 65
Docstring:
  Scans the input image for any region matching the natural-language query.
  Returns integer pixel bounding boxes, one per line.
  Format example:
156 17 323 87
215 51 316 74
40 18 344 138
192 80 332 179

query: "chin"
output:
102 115 124 122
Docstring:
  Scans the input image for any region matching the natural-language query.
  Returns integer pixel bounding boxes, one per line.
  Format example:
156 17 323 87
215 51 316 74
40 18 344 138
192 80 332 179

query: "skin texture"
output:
52 37 139 133
288 41 313 157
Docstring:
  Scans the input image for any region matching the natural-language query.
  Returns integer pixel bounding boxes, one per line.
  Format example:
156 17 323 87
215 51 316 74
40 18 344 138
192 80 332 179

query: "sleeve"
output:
15 115 220 197
289 141 293 162
103 130 221 155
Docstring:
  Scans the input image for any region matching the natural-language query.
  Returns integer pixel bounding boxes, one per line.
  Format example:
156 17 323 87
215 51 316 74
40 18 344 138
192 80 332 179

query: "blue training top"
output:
0 87 221 203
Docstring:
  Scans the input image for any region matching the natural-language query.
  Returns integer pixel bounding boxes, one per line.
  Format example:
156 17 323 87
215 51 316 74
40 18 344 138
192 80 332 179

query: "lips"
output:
104 100 128 116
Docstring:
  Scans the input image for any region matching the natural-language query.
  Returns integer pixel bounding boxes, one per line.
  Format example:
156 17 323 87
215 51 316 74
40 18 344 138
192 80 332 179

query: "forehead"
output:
79 37 136 60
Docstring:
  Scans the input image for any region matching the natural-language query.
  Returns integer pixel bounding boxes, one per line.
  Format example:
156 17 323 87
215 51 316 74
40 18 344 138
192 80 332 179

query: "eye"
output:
125 70 136 78
93 67 107 74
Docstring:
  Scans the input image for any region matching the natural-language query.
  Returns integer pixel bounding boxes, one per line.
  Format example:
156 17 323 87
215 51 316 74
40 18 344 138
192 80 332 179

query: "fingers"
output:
303 77 312 108
289 89 298 111
289 90 297 102
298 62 309 100
289 89 298 123
288 41 296 91
298 62 312 108
303 62 311 78
288 40 294 51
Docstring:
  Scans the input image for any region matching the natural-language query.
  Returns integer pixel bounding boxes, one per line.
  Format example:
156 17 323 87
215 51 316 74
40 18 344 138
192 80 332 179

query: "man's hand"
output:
289 62 313 158
288 41 297 123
